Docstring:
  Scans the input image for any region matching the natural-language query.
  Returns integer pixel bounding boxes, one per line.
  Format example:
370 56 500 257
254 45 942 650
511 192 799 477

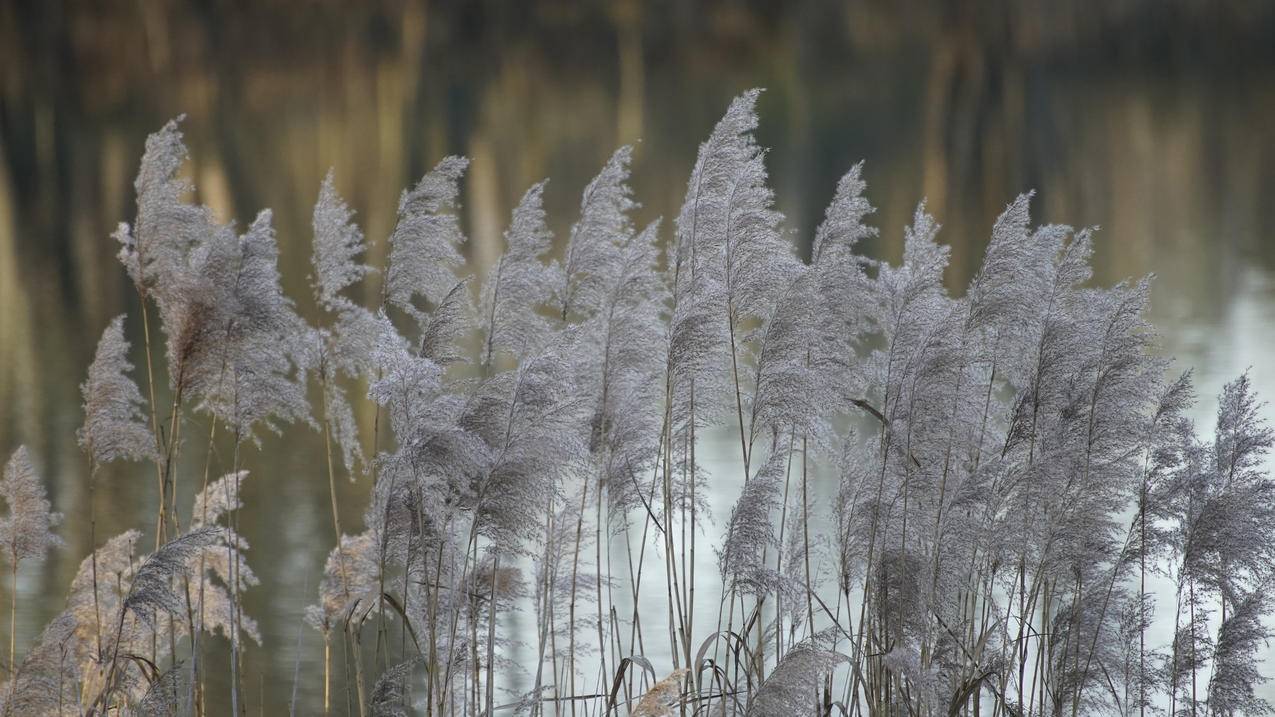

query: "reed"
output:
1 91 1273 716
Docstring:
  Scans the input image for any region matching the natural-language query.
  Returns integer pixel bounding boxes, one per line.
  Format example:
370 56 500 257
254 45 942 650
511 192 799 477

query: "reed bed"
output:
1 89 1273 716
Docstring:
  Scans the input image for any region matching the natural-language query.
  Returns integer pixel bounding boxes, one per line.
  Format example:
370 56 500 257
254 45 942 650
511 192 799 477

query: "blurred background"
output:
2 0 1274 712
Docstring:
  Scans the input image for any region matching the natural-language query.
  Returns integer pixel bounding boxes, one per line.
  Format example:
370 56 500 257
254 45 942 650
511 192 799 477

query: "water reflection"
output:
1 2 1273 713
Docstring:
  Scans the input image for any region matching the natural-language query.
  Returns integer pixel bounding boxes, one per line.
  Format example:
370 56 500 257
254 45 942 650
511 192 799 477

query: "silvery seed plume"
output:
0 612 79 717
189 471 246 528
718 447 789 597
862 201 952 475
466 335 588 552
811 161 876 266
371 309 488 520
324 382 363 478
746 268 829 449
964 193 1038 335
556 145 636 322
746 632 846 716
113 117 214 296
0 446 62 565
998 225 1093 396
920 194 1038 465
306 531 381 632
190 471 258 593
809 162 875 405
480 180 557 367
311 169 374 311
1215 371 1274 486
385 156 470 315
123 527 220 629
418 277 472 365
138 661 189 717
370 658 421 717
667 91 762 428
310 342 364 475
66 530 140 653
308 171 381 472
578 221 666 520
362 464 427 581
325 301 385 380
190 210 312 438
880 643 940 703
199 580 262 645
1207 586 1273 716
78 315 157 466
674 88 799 328
871 201 951 371
985 220 1075 378
1203 373 1275 596
368 311 444 438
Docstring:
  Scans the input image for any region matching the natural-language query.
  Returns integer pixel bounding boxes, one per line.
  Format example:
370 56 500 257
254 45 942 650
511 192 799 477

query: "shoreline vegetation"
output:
1 90 1273 716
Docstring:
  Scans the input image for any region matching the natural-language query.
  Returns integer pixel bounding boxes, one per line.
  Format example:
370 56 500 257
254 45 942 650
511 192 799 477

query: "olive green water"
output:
1 2 1274 713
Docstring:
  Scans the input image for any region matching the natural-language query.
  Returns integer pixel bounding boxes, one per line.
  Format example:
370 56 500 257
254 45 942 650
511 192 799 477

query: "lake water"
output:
1 3 1273 713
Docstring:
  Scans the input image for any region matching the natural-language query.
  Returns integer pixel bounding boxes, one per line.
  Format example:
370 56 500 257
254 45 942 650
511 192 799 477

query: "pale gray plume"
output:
368 311 445 437
480 180 557 366
746 268 828 447
114 121 320 442
667 91 759 425
809 163 875 408
812 161 876 264
188 471 258 597
557 145 636 321
0 446 62 565
78 315 157 465
328 302 386 379
0 612 80 716
418 278 472 365
999 227 1094 449
719 448 789 596
306 531 381 633
865 200 951 446
586 221 667 520
322 369 365 475
138 661 189 717
186 210 312 438
1215 371 1274 485
879 201 950 325
66 529 141 652
466 334 588 552
370 658 421 717
1207 588 1273 716
123 527 220 628
385 156 470 313
303 325 364 476
113 117 214 295
880 643 940 703
311 169 374 310
683 88 798 333
965 192 1037 332
668 88 798 428
199 580 261 645
190 470 247 529
746 633 846 716
309 170 382 473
